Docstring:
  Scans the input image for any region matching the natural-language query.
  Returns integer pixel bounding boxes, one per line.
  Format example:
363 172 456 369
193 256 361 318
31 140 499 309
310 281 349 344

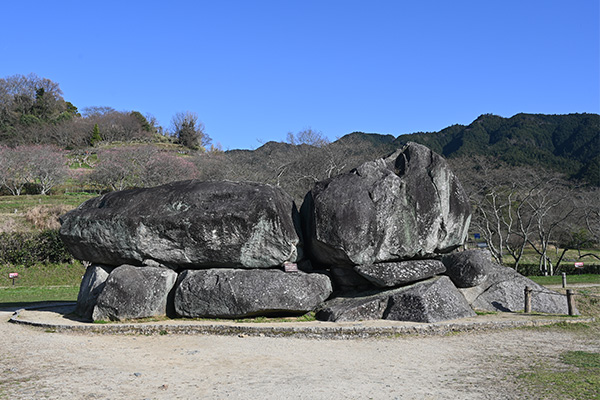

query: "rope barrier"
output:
529 288 600 298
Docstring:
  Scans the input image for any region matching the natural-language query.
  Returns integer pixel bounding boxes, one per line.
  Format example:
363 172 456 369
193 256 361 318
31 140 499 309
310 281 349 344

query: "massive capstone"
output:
59 180 302 270
301 142 471 267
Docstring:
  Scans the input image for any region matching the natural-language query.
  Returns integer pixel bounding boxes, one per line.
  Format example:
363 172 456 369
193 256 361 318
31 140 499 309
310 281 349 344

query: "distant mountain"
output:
336 113 599 185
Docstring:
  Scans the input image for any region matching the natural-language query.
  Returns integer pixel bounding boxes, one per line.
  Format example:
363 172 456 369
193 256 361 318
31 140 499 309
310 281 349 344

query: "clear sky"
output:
1 1 598 150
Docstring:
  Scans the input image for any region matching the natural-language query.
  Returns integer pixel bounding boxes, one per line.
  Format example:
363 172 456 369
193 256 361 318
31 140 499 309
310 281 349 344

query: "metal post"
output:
566 289 575 316
524 286 532 313
562 272 567 288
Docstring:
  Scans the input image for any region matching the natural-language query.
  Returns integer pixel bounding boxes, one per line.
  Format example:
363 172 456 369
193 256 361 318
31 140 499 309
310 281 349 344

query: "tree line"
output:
449 157 599 275
0 74 210 150
397 113 600 186
0 128 385 200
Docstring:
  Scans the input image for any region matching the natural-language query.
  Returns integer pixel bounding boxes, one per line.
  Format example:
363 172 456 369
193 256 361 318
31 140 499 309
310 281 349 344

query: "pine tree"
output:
90 124 102 146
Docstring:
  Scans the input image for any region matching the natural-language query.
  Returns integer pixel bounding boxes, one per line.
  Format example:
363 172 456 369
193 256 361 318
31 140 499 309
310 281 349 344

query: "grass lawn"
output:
518 350 600 400
0 193 96 212
0 286 80 308
501 247 600 273
0 262 85 308
528 274 600 286
0 262 86 287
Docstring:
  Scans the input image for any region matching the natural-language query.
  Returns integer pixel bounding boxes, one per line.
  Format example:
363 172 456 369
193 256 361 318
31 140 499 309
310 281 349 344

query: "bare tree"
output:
81 106 116 118
87 146 156 191
0 145 67 195
88 146 200 191
522 179 577 276
580 187 600 261
27 145 69 194
450 155 591 274
86 111 152 143
170 111 211 150
0 146 34 195
286 128 330 147
141 153 199 187
448 156 514 264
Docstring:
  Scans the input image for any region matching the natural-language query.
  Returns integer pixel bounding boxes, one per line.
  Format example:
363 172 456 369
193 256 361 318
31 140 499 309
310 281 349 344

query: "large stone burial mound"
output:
61 142 574 323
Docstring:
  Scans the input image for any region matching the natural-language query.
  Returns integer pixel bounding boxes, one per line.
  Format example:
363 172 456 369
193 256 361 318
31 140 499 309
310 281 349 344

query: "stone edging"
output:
7 303 596 339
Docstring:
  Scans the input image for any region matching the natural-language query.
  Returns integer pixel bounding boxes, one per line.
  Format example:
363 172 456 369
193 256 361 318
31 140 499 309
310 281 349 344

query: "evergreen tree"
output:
90 123 102 146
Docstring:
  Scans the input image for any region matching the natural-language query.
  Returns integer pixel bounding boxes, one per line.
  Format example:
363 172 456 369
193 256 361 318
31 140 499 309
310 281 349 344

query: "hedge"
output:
515 263 600 276
0 230 72 266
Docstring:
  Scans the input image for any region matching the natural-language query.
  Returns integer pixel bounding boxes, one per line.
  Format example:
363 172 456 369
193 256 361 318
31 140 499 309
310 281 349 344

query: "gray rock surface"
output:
354 259 446 288
461 268 575 315
60 180 302 269
175 269 333 318
301 142 471 266
453 250 576 315
442 249 494 288
315 293 390 323
316 276 476 322
75 264 115 321
92 265 178 321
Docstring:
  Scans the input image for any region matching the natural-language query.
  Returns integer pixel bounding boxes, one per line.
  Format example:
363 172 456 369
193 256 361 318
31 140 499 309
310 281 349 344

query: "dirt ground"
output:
0 309 598 400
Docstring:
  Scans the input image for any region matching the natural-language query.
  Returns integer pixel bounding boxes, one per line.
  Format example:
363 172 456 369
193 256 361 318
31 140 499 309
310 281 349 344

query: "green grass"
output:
528 274 600 286
232 312 316 323
563 351 600 369
0 286 79 308
518 351 600 400
0 262 84 307
475 310 498 316
0 193 95 212
0 262 86 288
498 246 600 267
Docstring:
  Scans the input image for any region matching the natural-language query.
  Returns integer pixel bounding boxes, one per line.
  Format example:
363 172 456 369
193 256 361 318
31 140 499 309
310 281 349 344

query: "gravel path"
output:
0 309 597 399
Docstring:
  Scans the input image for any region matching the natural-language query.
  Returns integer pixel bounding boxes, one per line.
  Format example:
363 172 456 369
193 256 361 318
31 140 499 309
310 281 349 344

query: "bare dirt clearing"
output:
1 308 598 399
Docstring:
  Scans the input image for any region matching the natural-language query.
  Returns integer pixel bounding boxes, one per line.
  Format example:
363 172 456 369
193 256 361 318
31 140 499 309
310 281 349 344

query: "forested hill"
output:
342 113 599 185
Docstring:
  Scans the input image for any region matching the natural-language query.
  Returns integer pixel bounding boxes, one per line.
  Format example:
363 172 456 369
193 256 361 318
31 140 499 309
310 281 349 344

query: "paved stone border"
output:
6 302 595 339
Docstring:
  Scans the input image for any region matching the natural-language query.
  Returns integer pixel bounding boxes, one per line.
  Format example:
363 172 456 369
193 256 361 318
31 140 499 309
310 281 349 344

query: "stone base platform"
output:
4 302 594 340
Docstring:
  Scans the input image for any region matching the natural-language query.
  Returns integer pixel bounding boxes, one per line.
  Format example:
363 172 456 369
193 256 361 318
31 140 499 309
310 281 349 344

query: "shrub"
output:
0 230 72 266
517 263 600 276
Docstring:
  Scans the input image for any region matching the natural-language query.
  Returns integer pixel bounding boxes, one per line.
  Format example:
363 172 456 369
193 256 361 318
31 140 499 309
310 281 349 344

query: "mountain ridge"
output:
323 113 599 185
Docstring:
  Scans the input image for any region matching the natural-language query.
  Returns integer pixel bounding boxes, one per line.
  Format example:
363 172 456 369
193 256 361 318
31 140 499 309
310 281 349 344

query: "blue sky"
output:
1 1 598 150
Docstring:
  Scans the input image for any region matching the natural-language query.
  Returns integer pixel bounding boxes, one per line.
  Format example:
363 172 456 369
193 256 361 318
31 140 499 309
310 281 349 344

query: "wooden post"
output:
562 272 567 288
524 286 532 313
566 289 575 316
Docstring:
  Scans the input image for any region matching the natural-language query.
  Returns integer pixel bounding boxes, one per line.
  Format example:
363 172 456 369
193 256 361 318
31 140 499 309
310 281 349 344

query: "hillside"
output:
388 113 599 185
219 113 599 191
